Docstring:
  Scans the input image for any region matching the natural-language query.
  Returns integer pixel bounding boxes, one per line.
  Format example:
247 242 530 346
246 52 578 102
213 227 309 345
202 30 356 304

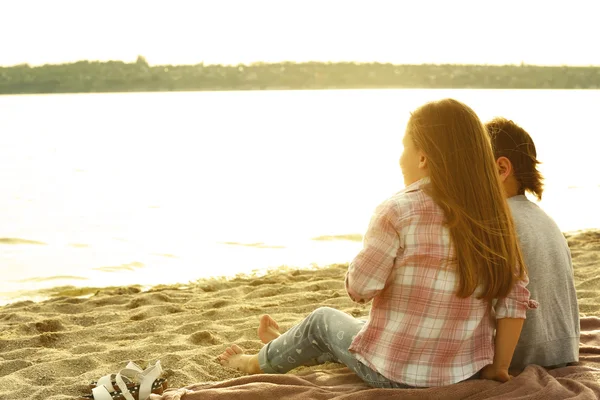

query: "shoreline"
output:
0 234 367 307
1 229 596 308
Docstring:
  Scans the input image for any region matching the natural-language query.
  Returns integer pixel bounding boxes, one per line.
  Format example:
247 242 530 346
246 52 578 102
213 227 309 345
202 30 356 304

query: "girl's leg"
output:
257 314 281 343
219 344 262 374
219 307 350 374
257 307 408 388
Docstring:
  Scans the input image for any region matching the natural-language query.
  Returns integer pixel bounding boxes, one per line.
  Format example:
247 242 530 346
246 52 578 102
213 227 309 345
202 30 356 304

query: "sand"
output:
0 230 598 400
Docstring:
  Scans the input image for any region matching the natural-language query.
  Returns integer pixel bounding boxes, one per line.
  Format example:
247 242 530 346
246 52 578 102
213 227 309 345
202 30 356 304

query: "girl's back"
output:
347 177 532 386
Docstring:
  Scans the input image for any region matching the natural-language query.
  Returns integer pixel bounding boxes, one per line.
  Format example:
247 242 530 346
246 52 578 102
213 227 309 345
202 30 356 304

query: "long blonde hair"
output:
407 99 526 301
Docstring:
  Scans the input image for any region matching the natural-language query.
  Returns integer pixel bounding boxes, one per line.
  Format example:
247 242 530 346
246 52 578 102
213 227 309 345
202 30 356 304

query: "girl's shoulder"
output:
379 189 425 222
382 181 439 223
390 178 433 206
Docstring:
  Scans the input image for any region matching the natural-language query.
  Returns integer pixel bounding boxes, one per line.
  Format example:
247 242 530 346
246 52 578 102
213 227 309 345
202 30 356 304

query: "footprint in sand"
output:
34 319 64 333
189 330 219 346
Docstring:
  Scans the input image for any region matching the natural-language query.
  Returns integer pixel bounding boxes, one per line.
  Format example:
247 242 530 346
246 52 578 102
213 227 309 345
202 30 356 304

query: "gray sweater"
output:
508 195 580 369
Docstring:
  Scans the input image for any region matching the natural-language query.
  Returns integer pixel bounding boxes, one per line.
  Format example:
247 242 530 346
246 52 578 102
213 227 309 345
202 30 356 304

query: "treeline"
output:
1 57 599 94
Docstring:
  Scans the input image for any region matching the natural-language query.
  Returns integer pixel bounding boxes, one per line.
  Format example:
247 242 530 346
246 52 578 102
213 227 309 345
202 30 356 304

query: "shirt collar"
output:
404 176 430 193
508 194 529 202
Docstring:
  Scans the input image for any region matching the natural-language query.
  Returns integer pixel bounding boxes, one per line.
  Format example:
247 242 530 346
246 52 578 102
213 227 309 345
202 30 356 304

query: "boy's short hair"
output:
485 117 544 200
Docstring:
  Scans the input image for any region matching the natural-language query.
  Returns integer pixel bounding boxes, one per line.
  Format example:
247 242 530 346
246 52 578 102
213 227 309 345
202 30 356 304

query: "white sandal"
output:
91 361 144 391
82 361 167 400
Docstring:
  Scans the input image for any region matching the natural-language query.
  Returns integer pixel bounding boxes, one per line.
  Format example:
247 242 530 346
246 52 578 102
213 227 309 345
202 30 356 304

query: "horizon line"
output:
3 59 600 69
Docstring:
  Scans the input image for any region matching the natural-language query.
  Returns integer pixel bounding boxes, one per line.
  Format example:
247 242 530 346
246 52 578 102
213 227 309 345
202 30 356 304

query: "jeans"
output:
257 306 410 388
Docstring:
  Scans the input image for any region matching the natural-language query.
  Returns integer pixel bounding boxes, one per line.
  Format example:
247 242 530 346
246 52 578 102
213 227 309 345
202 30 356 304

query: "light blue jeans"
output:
257 307 410 388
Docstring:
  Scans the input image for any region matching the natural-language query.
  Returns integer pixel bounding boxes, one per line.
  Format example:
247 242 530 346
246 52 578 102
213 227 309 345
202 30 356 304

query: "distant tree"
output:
1 60 599 94
136 55 149 67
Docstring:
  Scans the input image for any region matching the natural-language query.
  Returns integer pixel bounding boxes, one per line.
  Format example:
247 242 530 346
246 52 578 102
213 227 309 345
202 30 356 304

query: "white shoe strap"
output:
91 386 115 400
96 374 115 391
97 360 143 391
139 361 162 400
125 361 143 373
115 372 136 400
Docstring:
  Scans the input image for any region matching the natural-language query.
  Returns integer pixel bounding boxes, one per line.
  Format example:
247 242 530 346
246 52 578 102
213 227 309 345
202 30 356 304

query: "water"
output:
1 89 599 305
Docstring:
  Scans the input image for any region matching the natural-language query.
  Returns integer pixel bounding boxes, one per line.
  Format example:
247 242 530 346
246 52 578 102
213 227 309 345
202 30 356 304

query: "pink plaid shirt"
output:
346 178 536 387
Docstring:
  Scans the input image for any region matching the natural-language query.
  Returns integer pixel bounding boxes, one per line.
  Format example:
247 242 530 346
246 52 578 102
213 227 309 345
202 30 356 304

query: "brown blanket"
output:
151 317 600 400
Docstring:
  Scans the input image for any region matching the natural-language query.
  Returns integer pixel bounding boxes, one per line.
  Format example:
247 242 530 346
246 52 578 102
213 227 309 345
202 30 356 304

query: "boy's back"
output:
508 195 580 369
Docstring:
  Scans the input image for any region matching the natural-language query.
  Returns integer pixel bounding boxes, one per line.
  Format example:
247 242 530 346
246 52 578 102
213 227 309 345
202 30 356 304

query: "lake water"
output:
1 89 599 305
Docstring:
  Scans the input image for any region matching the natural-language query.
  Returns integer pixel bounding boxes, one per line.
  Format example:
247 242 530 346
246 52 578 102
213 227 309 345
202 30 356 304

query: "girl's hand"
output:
480 364 512 383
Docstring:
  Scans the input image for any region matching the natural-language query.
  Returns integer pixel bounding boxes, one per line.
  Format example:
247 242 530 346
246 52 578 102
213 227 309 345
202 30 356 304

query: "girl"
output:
218 98 536 388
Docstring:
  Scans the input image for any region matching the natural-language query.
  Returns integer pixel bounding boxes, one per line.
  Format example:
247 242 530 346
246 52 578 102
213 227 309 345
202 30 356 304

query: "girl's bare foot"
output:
257 314 281 344
218 344 262 374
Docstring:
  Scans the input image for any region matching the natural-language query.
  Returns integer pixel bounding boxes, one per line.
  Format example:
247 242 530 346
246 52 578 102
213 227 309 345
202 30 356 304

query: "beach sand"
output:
1 230 598 400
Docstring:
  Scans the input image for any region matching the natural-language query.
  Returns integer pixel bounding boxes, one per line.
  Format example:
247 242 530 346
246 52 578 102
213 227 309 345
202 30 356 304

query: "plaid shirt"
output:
346 178 536 387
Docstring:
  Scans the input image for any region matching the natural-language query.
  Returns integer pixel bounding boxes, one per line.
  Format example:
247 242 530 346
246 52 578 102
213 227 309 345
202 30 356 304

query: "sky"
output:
2 0 599 67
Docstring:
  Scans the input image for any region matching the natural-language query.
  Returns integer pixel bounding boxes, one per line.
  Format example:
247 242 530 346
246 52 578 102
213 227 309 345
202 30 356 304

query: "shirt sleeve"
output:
494 272 539 319
345 200 401 303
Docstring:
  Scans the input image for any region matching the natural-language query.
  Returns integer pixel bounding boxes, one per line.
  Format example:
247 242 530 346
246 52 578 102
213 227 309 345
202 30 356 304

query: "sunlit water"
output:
1 89 598 305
